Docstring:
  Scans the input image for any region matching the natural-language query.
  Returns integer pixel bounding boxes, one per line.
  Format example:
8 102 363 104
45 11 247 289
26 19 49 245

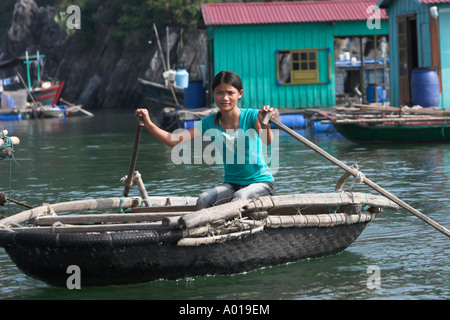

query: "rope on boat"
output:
177 220 265 246
0 132 18 165
35 203 56 217
118 197 132 213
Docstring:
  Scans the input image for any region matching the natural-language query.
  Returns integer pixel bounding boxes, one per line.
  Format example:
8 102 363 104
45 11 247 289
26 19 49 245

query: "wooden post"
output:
133 171 150 206
123 117 144 197
25 51 31 90
153 23 181 108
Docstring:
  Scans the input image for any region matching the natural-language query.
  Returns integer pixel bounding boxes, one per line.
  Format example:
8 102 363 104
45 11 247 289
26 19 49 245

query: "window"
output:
277 49 320 85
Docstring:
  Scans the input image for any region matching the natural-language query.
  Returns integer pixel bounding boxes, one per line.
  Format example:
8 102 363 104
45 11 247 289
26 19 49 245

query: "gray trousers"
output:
196 182 276 209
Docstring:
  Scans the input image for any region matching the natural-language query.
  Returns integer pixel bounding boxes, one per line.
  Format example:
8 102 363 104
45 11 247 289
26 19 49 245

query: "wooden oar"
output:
262 113 450 238
123 116 145 197
60 98 94 117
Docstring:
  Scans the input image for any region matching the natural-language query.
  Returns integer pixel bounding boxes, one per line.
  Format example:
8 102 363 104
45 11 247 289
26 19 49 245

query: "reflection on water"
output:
1 111 449 300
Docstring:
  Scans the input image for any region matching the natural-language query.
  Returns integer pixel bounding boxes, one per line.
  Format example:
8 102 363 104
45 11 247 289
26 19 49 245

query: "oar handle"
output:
263 110 450 238
136 115 145 127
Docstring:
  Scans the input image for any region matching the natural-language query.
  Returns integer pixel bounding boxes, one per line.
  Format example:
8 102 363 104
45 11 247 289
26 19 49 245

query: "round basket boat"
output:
0 192 398 287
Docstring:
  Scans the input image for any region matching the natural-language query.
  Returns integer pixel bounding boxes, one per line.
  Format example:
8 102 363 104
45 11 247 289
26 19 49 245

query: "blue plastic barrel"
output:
274 114 306 129
175 69 189 88
411 68 440 107
184 81 206 109
366 85 384 103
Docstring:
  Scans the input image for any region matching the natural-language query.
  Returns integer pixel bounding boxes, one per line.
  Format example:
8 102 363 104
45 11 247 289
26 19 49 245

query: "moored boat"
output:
31 80 65 107
39 105 65 118
323 104 450 144
0 52 91 120
0 172 399 287
332 120 450 144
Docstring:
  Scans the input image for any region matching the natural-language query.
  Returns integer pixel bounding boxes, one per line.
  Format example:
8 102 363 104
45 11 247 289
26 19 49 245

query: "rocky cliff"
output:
0 0 206 109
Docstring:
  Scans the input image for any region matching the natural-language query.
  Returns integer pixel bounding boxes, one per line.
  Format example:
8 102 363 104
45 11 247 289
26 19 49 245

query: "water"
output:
0 110 448 300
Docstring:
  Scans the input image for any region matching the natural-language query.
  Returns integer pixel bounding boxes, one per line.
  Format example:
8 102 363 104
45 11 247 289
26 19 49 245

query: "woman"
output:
135 70 276 209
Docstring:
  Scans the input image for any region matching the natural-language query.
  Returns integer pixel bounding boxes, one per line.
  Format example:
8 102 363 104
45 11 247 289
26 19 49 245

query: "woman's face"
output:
213 83 243 112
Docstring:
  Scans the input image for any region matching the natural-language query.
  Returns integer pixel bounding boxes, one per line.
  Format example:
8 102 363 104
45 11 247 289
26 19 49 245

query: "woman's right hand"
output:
135 107 199 148
135 108 152 126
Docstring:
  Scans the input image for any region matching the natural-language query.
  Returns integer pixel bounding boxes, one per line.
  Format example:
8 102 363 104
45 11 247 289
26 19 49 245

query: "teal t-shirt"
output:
195 109 274 185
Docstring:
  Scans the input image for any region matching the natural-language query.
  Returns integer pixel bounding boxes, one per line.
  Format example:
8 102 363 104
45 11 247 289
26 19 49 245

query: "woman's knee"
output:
196 190 215 209
195 184 235 209
232 182 275 201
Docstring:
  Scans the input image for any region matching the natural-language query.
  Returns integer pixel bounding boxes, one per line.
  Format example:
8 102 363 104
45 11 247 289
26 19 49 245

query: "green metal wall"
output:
208 21 388 109
438 4 450 109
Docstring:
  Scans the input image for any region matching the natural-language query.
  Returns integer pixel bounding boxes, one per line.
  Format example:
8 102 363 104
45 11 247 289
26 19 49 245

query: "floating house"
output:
377 0 450 109
200 0 389 110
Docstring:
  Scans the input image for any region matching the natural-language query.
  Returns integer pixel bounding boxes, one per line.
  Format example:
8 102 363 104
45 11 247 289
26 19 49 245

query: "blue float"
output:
272 114 306 129
310 120 333 133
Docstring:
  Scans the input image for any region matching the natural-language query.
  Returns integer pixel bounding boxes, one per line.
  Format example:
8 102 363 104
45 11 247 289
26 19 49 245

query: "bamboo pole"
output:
325 116 450 124
177 224 265 246
244 192 398 212
8 222 163 234
349 104 449 115
178 199 251 229
262 113 450 238
265 212 375 228
60 98 94 117
31 211 186 226
152 23 180 108
17 73 39 111
0 197 141 227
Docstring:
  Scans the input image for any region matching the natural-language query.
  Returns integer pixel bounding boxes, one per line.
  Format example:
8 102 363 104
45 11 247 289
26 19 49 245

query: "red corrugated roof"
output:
201 0 387 26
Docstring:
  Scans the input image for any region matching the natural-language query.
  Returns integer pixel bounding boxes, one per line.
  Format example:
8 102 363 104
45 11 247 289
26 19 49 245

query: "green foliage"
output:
12 0 305 51
95 0 210 49
40 0 218 50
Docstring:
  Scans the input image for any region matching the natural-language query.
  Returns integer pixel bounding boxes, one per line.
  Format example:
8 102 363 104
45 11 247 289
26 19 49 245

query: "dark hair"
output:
212 70 243 92
212 71 243 127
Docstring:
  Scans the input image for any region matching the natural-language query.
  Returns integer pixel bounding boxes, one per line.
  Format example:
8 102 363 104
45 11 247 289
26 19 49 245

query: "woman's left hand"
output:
258 105 275 127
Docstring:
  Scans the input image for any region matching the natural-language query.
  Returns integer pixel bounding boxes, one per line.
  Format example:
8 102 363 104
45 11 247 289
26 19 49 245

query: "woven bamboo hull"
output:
2 223 367 287
0 192 399 287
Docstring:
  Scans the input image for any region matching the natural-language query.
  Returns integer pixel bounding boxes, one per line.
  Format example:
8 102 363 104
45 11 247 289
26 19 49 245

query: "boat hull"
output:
0 193 398 287
31 82 65 106
334 122 450 144
1 223 368 286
